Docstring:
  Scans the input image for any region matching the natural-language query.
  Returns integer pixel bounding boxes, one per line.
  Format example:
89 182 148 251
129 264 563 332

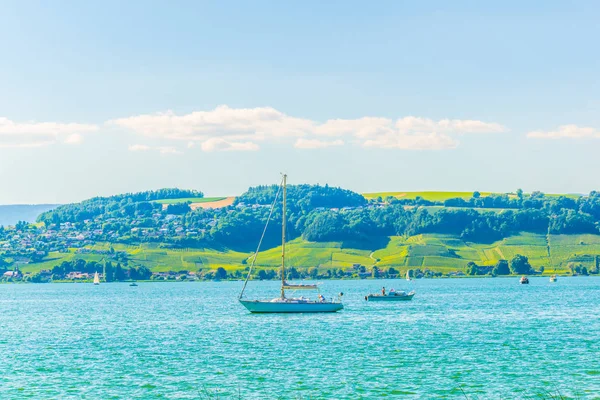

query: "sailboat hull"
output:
239 299 343 313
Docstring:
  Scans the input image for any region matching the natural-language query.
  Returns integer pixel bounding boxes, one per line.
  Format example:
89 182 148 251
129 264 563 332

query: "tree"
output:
114 263 126 281
371 266 379 278
287 267 300 280
203 270 215 280
466 261 479 276
509 254 533 274
214 267 228 280
516 188 524 200
137 266 152 280
257 270 268 280
127 267 137 279
104 261 114 282
493 260 510 275
473 191 481 199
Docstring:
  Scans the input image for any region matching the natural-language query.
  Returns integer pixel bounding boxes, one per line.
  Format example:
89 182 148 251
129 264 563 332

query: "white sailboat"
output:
406 270 411 281
93 271 100 285
239 174 343 313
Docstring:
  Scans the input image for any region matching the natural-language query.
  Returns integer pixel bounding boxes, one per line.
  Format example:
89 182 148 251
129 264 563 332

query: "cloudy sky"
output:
1 1 599 204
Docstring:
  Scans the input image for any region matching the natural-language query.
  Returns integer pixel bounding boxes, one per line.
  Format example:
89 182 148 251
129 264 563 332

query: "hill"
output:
15 233 599 277
2 185 600 281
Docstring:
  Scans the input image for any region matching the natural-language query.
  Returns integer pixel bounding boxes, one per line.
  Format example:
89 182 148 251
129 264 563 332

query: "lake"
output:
1 277 599 399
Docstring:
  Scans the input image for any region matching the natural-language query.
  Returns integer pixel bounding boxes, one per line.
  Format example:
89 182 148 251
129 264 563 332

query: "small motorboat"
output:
365 289 415 301
520 276 529 284
549 275 557 283
129 282 138 287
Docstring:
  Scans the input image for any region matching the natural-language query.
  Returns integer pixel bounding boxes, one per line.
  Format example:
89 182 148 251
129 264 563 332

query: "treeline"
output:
44 259 151 281
38 188 203 224
34 184 600 250
216 190 600 248
465 254 599 276
212 199 596 247
465 255 535 276
235 183 367 213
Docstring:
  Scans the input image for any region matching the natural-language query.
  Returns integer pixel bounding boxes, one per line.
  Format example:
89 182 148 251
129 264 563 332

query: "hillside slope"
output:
17 233 599 276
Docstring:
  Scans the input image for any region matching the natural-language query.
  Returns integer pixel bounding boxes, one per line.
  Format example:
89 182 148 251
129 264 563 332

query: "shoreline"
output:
1 274 596 284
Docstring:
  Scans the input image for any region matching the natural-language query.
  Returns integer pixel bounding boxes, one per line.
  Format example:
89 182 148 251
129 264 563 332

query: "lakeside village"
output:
0 200 435 283
3 186 600 283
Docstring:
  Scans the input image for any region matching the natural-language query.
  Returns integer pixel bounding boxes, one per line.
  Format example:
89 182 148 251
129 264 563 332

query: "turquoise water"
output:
1 277 599 399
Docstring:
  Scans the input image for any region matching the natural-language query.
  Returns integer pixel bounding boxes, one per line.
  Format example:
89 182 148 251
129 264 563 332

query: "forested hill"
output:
32 185 600 251
235 184 366 212
3 185 600 280
37 188 203 225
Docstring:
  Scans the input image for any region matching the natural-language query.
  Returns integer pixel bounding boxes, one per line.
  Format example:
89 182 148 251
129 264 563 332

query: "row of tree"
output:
48 259 151 281
35 186 600 251
38 188 203 225
465 255 533 276
465 254 598 276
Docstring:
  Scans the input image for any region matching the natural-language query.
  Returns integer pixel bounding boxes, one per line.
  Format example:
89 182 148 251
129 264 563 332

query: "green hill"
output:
18 233 600 276
6 185 600 280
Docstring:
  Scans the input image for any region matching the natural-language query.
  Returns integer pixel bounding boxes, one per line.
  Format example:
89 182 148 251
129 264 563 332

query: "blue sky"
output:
1 1 599 204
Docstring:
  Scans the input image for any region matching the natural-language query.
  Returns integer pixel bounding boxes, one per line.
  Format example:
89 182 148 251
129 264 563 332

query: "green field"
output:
362 191 582 201
362 191 493 201
18 232 600 276
153 197 226 205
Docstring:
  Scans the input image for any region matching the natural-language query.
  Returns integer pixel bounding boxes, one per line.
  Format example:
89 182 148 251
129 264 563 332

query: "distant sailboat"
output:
93 272 100 285
239 174 343 313
406 271 411 281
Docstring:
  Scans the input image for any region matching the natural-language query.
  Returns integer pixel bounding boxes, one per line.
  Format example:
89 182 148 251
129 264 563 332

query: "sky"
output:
1 0 599 204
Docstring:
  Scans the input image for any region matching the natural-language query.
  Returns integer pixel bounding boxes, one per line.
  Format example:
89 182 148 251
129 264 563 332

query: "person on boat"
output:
381 287 386 296
318 294 325 302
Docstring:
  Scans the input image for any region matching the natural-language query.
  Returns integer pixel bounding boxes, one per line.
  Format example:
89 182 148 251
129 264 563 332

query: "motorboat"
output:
365 289 415 301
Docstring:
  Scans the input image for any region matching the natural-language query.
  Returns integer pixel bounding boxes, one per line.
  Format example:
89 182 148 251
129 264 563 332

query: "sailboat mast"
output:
281 174 287 298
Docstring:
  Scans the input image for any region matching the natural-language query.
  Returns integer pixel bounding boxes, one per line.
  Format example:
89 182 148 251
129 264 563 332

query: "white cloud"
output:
0 117 98 148
128 144 183 154
363 132 459 150
128 144 151 152
110 106 506 151
527 124 600 139
64 134 83 145
394 117 505 134
294 138 344 149
109 105 312 142
200 138 259 152
158 146 183 155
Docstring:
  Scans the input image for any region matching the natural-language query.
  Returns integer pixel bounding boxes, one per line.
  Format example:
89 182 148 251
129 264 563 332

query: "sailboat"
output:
93 271 100 285
406 270 411 281
239 174 344 313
